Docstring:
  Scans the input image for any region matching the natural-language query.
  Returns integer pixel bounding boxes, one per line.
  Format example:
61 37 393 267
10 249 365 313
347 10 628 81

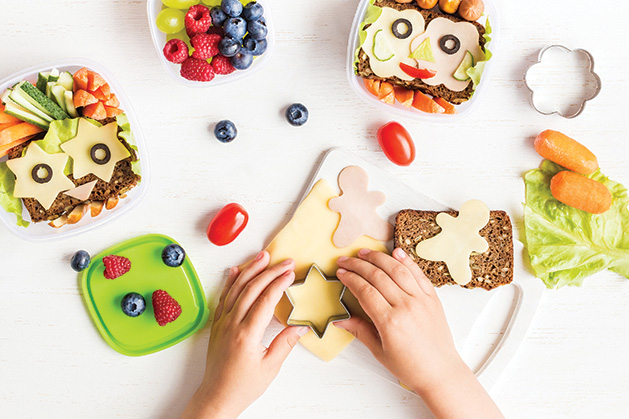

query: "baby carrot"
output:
550 171 612 214
534 130 599 175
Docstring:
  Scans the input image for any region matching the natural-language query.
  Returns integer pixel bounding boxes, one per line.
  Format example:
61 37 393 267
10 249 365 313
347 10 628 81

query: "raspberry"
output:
163 39 189 64
103 255 131 279
191 33 221 60
211 54 236 75
206 25 224 37
180 57 215 82
152 290 182 326
185 4 212 34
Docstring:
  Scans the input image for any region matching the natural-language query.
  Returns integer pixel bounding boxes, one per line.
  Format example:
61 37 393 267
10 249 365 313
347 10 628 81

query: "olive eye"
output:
90 143 112 165
439 34 461 55
31 164 53 184
391 18 412 39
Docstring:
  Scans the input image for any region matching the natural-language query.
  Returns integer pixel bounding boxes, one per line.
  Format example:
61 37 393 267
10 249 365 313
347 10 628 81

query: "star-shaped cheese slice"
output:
6 143 75 210
60 118 130 183
286 264 351 338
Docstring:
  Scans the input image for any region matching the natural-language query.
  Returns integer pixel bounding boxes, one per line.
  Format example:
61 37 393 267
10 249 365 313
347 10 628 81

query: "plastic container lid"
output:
0 58 150 242
147 0 275 87
346 0 500 121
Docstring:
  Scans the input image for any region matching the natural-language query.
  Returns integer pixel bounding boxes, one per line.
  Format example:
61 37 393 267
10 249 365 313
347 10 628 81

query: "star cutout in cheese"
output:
6 143 75 210
286 264 350 338
60 118 130 183
415 199 490 285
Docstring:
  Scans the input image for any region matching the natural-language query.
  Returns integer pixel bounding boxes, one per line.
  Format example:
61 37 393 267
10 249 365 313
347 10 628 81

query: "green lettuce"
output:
116 114 141 177
523 160 629 288
0 162 29 227
353 0 383 73
467 17 493 88
30 118 79 175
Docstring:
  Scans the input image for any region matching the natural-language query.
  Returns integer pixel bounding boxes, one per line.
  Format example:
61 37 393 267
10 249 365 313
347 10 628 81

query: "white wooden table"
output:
1 0 628 417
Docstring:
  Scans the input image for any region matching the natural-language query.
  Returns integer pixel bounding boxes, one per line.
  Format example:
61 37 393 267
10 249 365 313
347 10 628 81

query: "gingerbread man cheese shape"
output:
328 166 393 248
415 200 490 286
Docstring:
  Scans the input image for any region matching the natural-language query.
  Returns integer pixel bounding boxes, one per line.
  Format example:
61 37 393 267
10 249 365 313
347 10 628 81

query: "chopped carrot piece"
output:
82 102 107 120
412 91 445 114
103 93 120 108
73 68 90 91
0 122 44 147
394 87 414 108
87 71 107 92
74 90 99 108
433 97 457 114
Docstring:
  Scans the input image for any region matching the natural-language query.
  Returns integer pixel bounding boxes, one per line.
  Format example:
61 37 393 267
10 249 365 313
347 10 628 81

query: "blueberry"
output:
285 103 309 127
242 2 264 21
214 120 238 143
218 36 241 57
221 0 243 18
121 293 146 317
243 35 267 56
70 250 91 272
210 6 227 26
223 17 247 39
162 244 186 267
247 19 267 40
230 47 253 70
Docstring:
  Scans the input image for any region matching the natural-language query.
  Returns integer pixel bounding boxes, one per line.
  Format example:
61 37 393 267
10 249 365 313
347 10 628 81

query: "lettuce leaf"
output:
523 160 629 288
116 114 141 177
0 162 29 228
353 0 383 73
467 17 493 88
30 118 79 175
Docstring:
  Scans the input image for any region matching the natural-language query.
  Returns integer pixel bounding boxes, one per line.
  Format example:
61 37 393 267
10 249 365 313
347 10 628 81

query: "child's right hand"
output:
336 248 503 419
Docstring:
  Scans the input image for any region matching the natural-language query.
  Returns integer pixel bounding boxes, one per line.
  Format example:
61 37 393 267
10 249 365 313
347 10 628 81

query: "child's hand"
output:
336 248 503 418
183 251 308 419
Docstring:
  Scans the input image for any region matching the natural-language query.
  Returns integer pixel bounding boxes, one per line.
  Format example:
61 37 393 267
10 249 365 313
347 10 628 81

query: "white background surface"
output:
1 0 628 417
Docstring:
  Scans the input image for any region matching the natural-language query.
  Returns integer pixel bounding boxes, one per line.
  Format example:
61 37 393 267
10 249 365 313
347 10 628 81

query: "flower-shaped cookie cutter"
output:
524 45 601 119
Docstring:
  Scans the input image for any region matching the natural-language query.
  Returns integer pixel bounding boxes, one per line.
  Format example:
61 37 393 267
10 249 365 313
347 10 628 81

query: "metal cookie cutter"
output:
524 45 602 119
286 264 351 339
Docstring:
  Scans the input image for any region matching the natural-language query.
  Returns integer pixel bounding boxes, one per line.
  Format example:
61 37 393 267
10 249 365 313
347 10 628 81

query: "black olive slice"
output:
392 18 412 39
439 34 461 55
90 143 111 165
31 163 52 184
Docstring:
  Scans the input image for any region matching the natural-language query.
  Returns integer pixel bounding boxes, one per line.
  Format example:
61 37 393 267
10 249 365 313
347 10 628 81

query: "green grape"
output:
162 0 199 9
156 8 185 34
200 0 221 6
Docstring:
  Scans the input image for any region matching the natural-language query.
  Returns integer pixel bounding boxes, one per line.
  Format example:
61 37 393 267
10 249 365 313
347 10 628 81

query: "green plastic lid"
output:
80 234 209 356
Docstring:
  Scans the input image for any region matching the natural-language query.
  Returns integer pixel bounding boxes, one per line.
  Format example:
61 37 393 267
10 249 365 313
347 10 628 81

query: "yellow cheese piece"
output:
60 118 130 183
6 143 75 210
266 179 388 362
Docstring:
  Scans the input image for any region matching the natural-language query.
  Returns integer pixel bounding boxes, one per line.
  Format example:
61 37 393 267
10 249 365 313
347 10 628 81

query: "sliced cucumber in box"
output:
8 87 54 122
2 101 50 130
17 81 69 120
36 71 51 93
47 68 60 83
64 91 78 118
50 85 67 112
57 71 74 91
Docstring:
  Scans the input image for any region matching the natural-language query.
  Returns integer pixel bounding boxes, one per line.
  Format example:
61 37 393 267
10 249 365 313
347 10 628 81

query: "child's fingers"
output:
242 270 295 338
334 317 382 359
337 256 402 305
223 251 270 314
392 248 436 296
357 249 420 296
214 266 240 321
264 325 308 369
336 268 391 321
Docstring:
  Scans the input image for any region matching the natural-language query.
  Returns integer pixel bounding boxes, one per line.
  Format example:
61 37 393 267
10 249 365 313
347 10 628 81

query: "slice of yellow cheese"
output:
266 179 388 362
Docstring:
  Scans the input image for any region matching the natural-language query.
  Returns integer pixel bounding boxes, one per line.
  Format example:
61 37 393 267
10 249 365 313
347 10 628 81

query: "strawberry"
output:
191 33 221 60
102 255 131 279
180 57 215 82
152 290 182 326
211 54 236 75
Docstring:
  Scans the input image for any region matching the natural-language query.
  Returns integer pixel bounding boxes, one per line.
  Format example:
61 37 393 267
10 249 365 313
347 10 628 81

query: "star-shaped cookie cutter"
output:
285 264 351 339
524 45 601 119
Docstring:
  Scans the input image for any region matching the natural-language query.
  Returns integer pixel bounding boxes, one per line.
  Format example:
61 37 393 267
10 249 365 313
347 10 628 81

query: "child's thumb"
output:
265 326 309 366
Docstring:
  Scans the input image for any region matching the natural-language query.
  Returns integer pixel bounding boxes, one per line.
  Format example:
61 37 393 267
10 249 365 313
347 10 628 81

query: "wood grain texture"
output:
1 0 629 417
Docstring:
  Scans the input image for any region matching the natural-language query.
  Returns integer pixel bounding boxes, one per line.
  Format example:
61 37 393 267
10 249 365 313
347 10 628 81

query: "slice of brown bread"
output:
6 119 140 223
355 0 487 104
394 209 513 290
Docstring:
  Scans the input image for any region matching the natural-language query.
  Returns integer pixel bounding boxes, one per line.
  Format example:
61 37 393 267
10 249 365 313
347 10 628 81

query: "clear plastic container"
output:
0 58 150 242
346 0 500 121
147 0 275 87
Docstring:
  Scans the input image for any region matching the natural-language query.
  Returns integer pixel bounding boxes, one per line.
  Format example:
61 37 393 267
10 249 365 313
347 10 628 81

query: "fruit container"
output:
80 234 209 356
0 59 150 242
147 0 275 87
346 0 500 121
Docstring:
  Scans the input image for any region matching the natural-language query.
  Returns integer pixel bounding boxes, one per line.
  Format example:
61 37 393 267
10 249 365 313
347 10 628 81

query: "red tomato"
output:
377 122 416 166
207 203 249 246
399 62 437 79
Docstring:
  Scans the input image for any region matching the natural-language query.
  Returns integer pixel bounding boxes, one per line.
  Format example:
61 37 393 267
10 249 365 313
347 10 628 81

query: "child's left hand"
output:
182 251 308 419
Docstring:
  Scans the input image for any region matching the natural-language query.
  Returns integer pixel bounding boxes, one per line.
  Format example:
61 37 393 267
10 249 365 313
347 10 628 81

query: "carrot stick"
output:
550 171 612 214
534 130 599 175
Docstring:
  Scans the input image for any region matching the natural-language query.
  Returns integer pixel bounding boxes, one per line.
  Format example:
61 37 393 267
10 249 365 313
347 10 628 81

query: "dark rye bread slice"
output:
6 118 140 223
394 209 513 290
355 0 486 104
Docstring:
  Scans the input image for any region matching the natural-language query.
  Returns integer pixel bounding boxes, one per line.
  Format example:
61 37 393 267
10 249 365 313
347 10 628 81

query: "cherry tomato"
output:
377 122 416 166
399 62 437 79
207 203 249 246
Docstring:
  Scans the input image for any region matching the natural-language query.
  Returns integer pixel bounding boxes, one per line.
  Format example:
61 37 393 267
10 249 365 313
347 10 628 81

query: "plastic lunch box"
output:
346 0 500 121
147 0 275 87
0 58 150 242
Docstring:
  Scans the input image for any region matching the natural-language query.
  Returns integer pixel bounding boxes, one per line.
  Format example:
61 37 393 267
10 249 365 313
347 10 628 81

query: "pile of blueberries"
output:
213 0 268 70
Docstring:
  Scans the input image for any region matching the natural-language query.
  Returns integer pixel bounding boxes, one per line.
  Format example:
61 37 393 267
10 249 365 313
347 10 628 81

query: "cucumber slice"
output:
9 86 55 122
3 101 50 130
18 81 69 120
36 71 51 93
46 81 55 99
57 72 74 91
64 91 79 118
372 29 395 62
453 50 475 81
51 85 67 112
409 38 435 63
48 68 60 83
